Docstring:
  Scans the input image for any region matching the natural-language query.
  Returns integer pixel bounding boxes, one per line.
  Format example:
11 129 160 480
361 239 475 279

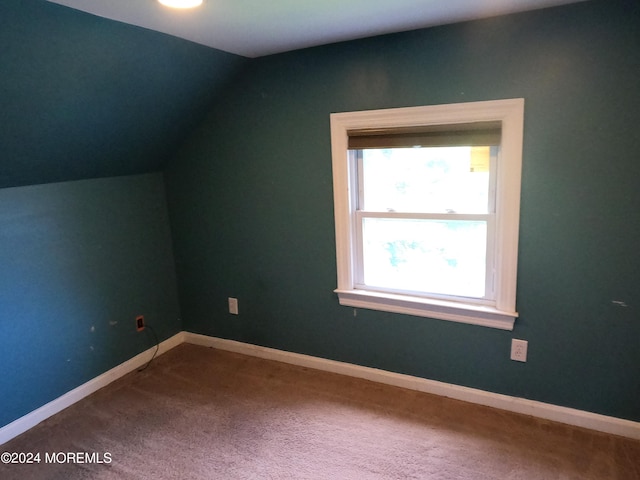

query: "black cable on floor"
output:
138 325 159 372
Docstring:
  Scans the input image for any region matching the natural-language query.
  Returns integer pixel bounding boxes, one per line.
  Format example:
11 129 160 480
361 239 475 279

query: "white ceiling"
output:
46 0 587 58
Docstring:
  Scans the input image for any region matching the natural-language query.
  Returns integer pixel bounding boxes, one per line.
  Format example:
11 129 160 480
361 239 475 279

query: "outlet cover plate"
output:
511 339 528 362
228 297 239 315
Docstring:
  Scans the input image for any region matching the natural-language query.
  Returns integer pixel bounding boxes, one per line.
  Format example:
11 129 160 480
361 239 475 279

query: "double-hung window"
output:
330 99 524 330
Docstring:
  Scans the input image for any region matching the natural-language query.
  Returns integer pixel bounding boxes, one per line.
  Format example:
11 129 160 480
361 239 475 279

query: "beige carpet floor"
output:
1 343 638 479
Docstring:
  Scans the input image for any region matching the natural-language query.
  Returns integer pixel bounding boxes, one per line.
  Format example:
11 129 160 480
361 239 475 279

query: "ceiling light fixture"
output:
158 0 203 9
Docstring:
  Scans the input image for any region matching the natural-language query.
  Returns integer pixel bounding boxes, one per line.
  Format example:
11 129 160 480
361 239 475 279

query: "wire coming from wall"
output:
138 325 160 372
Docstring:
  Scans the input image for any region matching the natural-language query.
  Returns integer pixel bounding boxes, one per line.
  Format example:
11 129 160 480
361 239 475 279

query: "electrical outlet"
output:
136 315 145 331
511 339 528 362
228 297 239 315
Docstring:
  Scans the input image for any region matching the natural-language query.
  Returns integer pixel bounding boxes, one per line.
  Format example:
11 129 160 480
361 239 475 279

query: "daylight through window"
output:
330 100 524 330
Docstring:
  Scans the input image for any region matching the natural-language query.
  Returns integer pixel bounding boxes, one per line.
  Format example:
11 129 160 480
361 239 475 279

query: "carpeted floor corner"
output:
1 343 639 479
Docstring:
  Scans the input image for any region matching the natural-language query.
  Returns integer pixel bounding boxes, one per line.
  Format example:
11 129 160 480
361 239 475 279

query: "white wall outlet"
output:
510 339 528 362
228 297 239 315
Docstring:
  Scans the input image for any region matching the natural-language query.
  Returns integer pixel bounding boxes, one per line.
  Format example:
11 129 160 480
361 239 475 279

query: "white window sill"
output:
335 289 516 330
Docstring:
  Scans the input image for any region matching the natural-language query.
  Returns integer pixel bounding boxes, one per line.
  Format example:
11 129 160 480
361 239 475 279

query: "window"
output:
330 99 524 330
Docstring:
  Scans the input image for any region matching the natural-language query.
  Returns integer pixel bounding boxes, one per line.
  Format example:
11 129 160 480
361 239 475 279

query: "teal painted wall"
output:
0 0 245 188
0 1 244 428
0 174 181 427
165 0 640 422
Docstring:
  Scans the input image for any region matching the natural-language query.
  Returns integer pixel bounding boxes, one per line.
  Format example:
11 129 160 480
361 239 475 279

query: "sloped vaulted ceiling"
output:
46 0 588 57
1 1 245 189
2 0 587 188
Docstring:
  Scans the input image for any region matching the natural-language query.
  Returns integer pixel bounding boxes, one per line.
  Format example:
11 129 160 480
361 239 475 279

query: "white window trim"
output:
330 99 524 330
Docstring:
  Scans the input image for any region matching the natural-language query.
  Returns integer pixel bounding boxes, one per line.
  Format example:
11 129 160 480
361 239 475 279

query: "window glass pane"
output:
361 218 487 298
360 146 492 214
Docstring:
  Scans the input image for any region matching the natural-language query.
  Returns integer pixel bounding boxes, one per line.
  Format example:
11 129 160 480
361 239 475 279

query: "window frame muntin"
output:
330 99 524 331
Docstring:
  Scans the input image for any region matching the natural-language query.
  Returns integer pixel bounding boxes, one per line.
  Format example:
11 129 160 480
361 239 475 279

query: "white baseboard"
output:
184 332 640 441
3 331 638 446
0 332 185 446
